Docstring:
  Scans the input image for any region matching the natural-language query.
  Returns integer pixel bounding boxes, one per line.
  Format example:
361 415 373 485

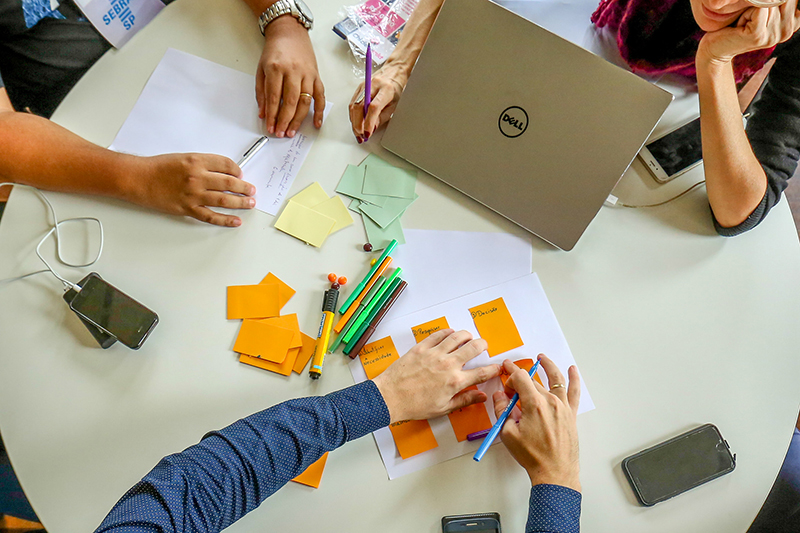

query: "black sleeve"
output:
715 35 800 236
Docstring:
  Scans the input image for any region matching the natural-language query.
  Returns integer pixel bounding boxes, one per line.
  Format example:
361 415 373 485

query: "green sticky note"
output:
347 198 363 212
362 165 417 199
363 211 405 251
336 165 387 207
358 153 393 169
358 194 418 228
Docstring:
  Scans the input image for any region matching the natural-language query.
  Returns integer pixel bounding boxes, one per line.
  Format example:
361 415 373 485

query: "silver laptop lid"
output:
381 0 673 250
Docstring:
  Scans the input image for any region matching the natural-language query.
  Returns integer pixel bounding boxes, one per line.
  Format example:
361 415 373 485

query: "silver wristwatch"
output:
258 0 314 34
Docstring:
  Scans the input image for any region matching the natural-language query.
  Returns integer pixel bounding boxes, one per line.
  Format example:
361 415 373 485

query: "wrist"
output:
264 13 307 37
528 468 581 493
372 374 404 423
696 40 735 72
113 154 151 205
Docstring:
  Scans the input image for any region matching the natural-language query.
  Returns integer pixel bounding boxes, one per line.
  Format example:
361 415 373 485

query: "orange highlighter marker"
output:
333 256 392 333
309 284 340 380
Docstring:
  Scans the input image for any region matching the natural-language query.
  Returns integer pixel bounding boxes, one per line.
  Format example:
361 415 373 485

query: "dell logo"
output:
498 106 528 138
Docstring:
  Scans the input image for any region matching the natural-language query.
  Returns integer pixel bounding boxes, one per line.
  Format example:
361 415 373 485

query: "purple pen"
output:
364 44 372 120
467 429 491 442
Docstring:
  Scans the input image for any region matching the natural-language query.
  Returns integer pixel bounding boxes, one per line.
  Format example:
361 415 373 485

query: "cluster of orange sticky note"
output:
226 273 327 488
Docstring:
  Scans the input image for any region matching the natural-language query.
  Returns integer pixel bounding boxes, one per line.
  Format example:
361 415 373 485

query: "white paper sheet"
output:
348 273 594 479
388 229 533 318
109 48 332 216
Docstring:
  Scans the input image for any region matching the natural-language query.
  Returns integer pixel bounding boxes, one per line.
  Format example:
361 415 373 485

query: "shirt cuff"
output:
527 484 582 533
713 191 768 237
326 380 390 442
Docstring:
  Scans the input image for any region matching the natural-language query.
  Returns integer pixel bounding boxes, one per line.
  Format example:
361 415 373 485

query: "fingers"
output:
567 365 581 414
202 155 242 177
460 363 502 389
206 174 256 196
539 354 568 402
437 330 473 354
349 82 367 139
454 337 489 364
264 71 283 135
256 65 266 120
274 75 301 138
286 82 313 138
191 206 242 228
313 78 325 129
447 388 487 413
507 365 541 409
492 390 510 418
415 328 453 350
363 85 393 137
202 191 255 210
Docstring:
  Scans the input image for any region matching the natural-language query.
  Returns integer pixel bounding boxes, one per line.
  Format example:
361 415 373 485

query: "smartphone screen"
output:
623 424 735 506
69 274 158 349
645 118 702 178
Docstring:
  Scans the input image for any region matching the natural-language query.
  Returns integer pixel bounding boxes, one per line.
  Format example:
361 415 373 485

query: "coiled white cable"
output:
0 183 104 291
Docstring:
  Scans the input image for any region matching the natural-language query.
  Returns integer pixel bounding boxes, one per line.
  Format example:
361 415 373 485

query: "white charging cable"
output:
0 183 104 291
605 181 706 209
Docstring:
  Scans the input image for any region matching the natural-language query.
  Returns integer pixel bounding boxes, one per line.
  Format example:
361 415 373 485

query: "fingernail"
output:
364 133 370 141
315 120 322 127
357 137 363 144
249 198 255 207
267 126 274 134
233 219 242 227
277 131 284 138
249 186 256 195
287 130 296 137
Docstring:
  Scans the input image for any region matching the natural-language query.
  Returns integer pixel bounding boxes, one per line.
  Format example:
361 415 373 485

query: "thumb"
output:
492 390 510 418
446 388 487 414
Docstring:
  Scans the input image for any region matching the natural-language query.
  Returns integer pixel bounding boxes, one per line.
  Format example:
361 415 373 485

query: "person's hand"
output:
698 1 800 64
348 61 408 143
256 16 325 138
493 354 581 492
372 329 502 422
127 153 255 227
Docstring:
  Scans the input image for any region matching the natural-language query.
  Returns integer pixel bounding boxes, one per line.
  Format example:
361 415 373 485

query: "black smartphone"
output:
63 273 117 349
622 423 736 506
442 513 501 532
68 273 159 350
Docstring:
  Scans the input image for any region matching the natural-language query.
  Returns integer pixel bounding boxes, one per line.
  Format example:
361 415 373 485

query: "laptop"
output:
381 0 673 250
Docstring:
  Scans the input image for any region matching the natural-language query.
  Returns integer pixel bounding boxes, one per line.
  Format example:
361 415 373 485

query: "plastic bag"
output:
334 0 419 68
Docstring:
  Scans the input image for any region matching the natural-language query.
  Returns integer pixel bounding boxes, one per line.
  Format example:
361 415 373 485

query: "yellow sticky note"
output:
292 452 329 488
233 320 295 363
227 284 280 320
389 419 438 459
292 332 318 374
259 314 302 349
292 182 330 208
447 385 493 442
411 316 450 343
359 336 400 379
469 297 523 357
259 273 296 311
274 201 336 247
239 347 300 376
311 196 354 234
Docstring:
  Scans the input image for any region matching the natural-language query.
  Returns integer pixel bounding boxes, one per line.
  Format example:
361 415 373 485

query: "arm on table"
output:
493 355 582 533
349 0 445 141
0 89 255 227
240 0 325 138
696 3 800 234
95 329 502 532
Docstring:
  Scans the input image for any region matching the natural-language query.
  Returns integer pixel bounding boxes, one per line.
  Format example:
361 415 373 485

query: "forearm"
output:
240 0 278 19
383 0 445 76
95 381 390 533
0 111 141 201
526 484 582 533
696 52 768 228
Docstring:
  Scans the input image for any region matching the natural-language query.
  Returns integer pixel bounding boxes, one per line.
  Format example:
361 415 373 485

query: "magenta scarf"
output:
591 0 775 84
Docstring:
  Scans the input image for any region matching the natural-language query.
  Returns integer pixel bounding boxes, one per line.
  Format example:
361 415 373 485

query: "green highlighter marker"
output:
338 239 398 315
328 277 386 353
343 267 402 344
344 276 403 356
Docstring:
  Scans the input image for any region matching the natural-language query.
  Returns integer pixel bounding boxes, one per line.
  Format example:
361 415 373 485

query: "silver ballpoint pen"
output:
237 135 269 167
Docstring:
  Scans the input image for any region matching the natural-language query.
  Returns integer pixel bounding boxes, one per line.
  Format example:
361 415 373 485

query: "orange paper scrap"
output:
389 419 438 459
227 284 280 320
233 320 295 363
259 273 296 311
292 452 329 488
500 358 544 387
411 316 450 343
239 347 300 376
360 337 438 458
259 314 302 349
447 386 493 442
292 332 318 374
469 297 524 357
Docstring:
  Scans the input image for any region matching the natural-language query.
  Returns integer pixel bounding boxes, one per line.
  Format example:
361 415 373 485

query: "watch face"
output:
295 0 313 22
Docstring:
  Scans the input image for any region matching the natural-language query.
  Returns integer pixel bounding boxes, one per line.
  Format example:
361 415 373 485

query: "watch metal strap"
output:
259 0 292 35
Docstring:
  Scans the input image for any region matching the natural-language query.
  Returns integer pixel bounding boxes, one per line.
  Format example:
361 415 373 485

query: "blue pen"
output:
473 359 541 462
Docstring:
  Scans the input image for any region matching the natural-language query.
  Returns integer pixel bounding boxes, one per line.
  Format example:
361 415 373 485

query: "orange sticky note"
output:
292 452 328 488
292 332 318 374
260 273 296 311
233 320 295 362
389 419 438 459
227 284 280 320
411 316 450 343
259 314 302 349
500 358 543 387
469 297 523 356
359 336 400 379
447 386 493 442
239 347 300 376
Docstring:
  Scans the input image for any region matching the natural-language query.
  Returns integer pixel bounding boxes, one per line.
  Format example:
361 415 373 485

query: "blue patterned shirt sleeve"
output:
527 484 582 533
94 380 390 533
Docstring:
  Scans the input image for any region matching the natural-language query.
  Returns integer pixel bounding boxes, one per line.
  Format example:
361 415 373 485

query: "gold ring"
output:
550 383 566 390
300 92 313 100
